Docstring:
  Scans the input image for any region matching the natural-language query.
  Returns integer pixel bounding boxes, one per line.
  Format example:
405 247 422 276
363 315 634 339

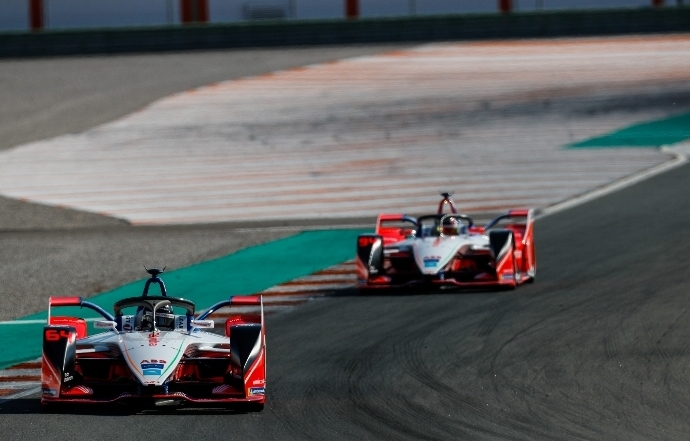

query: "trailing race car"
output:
41 268 266 410
356 193 536 290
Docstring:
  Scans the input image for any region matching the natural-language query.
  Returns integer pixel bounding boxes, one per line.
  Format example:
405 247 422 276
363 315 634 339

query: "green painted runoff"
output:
570 111 690 148
0 229 367 369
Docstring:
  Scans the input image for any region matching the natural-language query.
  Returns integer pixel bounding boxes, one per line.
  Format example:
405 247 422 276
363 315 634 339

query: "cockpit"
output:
417 214 474 237
113 296 195 333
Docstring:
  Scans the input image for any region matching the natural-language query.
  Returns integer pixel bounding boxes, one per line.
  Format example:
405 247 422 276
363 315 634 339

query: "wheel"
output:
248 402 264 412
41 402 61 413
357 287 373 295
234 402 265 413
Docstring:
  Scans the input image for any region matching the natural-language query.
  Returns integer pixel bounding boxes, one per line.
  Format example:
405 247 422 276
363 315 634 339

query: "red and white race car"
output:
356 193 536 290
41 268 266 410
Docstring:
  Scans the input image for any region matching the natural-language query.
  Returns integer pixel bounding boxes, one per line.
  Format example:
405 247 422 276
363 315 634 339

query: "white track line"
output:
537 149 688 219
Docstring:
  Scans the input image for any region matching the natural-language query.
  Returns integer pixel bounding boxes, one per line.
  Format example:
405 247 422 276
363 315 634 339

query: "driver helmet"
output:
442 217 459 236
136 305 175 331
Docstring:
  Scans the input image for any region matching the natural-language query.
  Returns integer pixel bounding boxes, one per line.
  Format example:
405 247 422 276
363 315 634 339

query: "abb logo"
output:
358 237 379 247
45 329 75 343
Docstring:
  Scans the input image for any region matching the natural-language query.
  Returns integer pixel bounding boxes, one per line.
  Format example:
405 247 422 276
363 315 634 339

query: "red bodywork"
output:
357 195 536 290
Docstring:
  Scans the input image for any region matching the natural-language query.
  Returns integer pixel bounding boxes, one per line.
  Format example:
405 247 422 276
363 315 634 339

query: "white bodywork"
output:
392 234 490 275
76 318 227 386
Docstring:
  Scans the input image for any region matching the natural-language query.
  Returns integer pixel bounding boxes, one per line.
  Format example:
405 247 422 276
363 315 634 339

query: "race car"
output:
356 193 536 290
41 268 266 410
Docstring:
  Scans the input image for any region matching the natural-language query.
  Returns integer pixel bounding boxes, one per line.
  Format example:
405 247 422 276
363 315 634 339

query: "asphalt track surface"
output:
2 42 690 439
1 160 690 439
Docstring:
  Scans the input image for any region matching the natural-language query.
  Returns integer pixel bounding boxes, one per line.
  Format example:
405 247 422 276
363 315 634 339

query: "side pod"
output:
489 230 517 286
489 230 513 263
356 234 384 283
229 324 265 398
41 325 79 400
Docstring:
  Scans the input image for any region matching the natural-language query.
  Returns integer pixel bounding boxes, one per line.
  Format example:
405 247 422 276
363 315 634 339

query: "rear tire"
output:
357 287 374 295
41 402 60 413
234 402 265 413
248 402 265 412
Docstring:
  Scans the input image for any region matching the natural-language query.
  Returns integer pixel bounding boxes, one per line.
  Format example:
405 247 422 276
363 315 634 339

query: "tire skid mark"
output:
474 302 510 338
643 321 671 363
604 335 622 363
340 333 449 440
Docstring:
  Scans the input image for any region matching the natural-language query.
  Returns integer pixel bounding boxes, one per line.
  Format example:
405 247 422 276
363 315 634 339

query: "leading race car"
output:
41 268 266 410
356 193 536 290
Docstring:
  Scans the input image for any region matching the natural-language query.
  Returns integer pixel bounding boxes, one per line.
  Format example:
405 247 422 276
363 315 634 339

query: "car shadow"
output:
0 398 262 416
332 285 511 297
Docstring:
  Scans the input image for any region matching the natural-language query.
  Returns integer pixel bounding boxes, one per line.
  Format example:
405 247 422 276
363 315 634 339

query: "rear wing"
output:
375 213 418 245
47 296 114 323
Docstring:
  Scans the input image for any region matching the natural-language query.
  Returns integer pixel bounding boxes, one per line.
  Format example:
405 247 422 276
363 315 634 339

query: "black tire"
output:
357 287 374 295
233 402 265 413
41 402 60 413
248 402 265 412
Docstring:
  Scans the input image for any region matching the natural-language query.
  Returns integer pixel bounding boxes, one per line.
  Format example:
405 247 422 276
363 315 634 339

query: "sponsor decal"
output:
248 387 265 396
514 250 522 259
500 273 515 280
43 373 56 385
141 359 167 376
45 329 75 343
123 323 132 331
63 373 73 382
148 332 159 346
252 379 265 385
42 388 58 397
423 256 441 268
175 316 187 330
